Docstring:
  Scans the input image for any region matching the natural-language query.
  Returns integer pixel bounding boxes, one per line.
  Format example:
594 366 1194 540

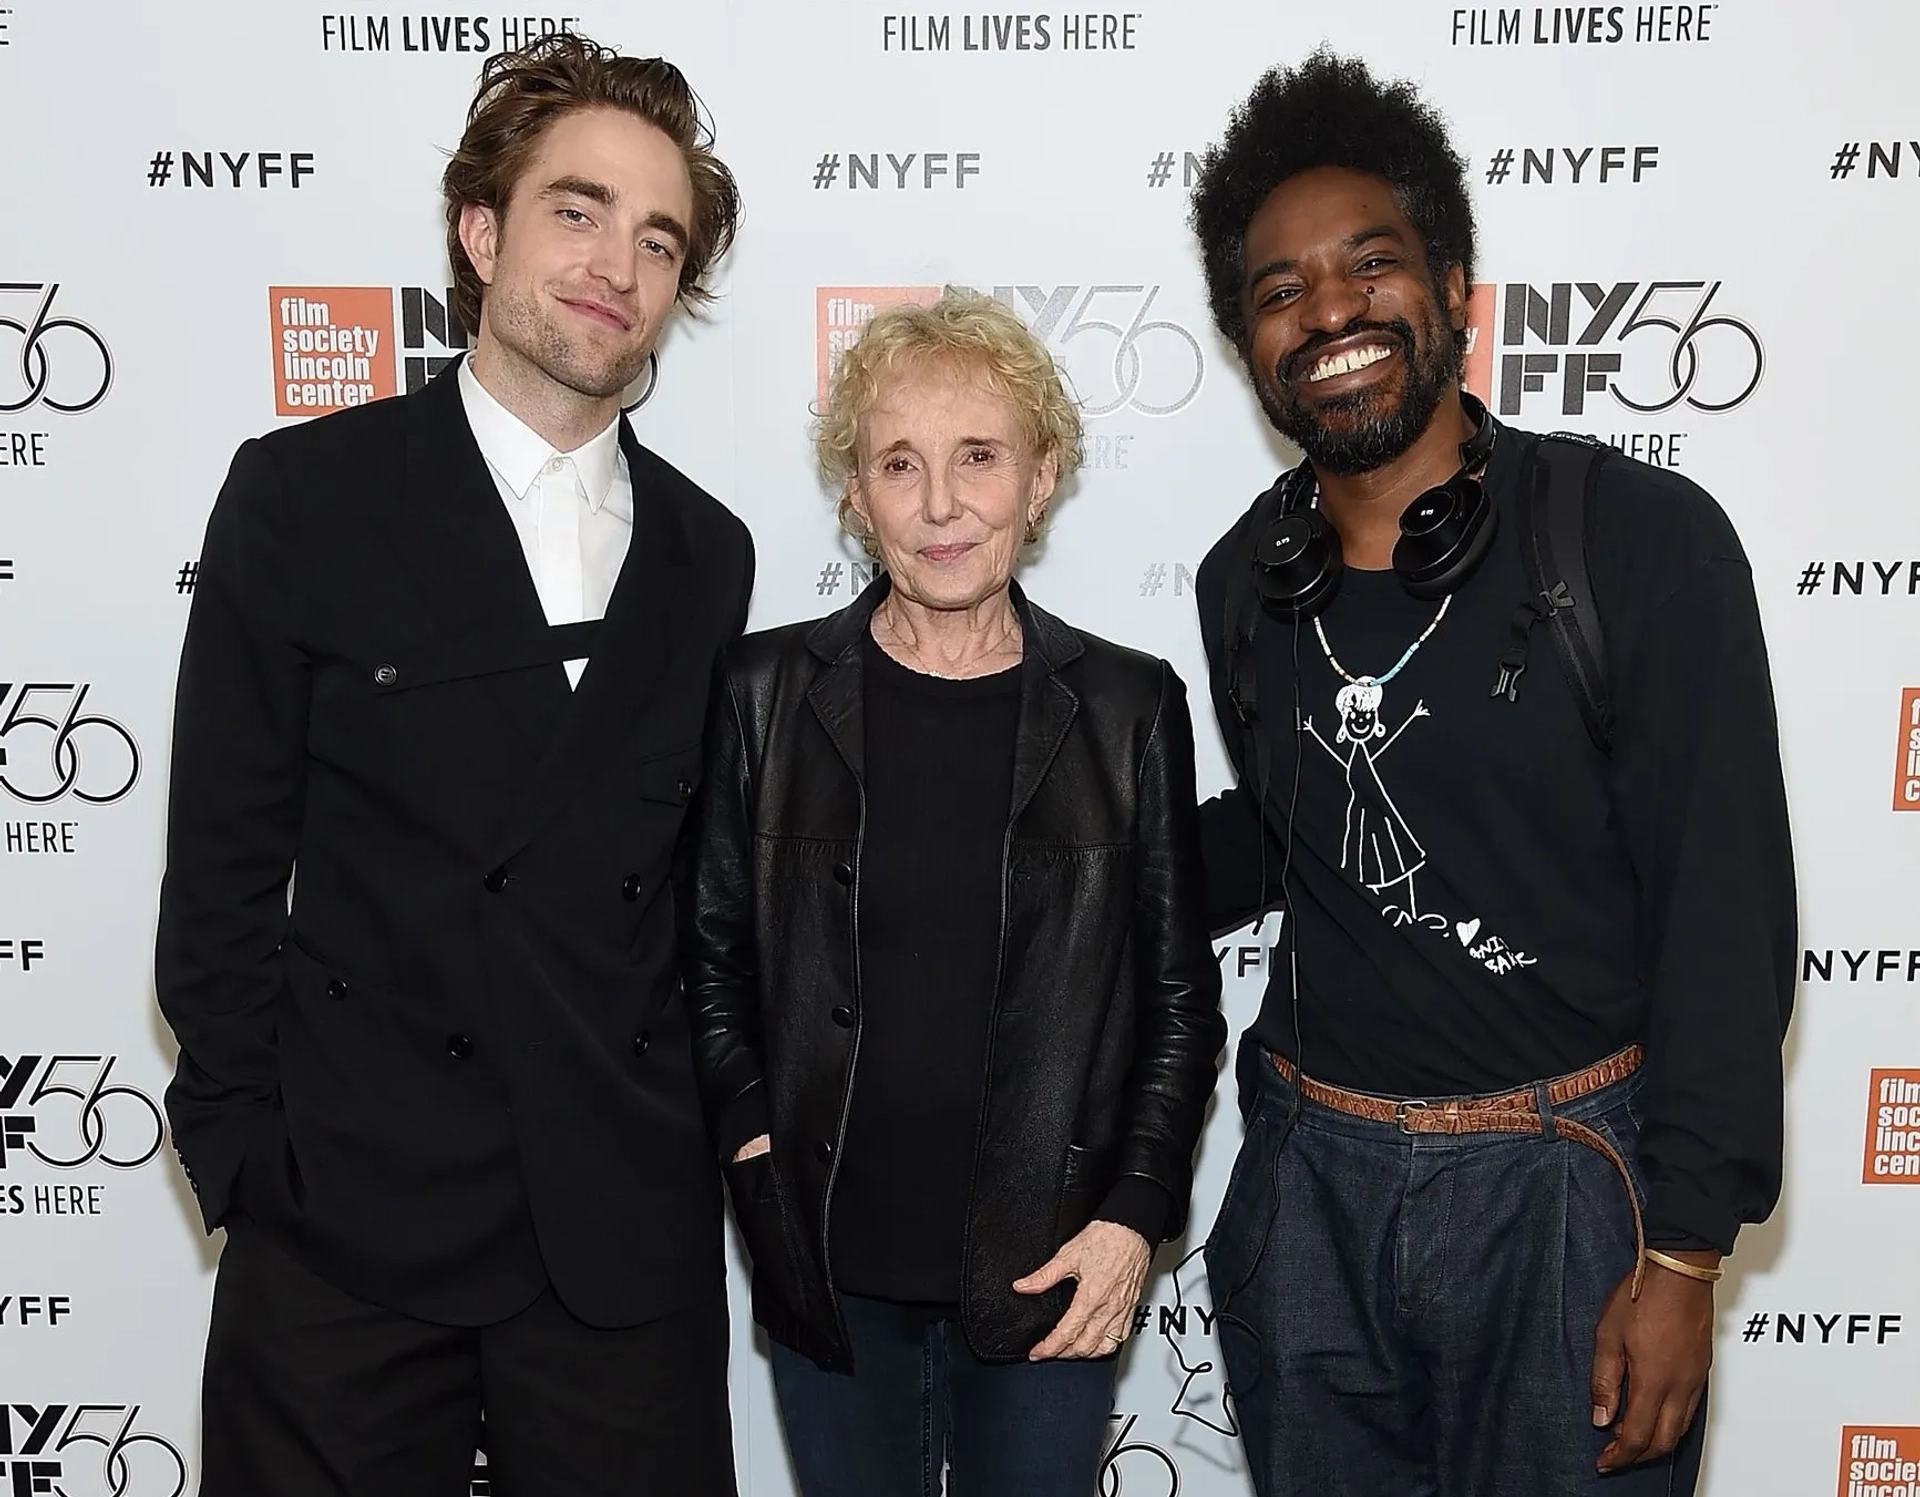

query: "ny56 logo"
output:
0 683 141 806
990 285 1205 417
0 1403 187 1497
0 283 114 416
0 1057 165 1171
1465 280 1763 418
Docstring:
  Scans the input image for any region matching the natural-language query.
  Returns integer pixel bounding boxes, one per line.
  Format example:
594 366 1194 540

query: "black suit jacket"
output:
155 362 753 1328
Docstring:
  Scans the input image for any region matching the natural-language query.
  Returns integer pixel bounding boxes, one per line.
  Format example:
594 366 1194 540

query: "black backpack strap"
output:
1222 470 1303 732
1493 432 1613 755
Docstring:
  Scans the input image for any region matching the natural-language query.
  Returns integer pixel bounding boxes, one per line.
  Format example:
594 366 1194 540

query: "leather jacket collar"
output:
801 573 1085 807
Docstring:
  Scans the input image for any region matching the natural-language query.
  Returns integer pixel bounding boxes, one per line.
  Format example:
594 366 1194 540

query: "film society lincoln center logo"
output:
1863 1069 1920 1184
1840 1428 1920 1497
1893 687 1920 813
268 286 465 416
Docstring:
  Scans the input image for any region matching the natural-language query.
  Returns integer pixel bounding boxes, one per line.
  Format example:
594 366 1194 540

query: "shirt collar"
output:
457 356 623 513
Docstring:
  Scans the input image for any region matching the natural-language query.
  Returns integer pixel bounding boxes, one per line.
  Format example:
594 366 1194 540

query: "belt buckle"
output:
1394 1100 1429 1133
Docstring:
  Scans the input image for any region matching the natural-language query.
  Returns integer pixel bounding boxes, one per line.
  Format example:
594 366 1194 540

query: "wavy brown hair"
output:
442 32 741 336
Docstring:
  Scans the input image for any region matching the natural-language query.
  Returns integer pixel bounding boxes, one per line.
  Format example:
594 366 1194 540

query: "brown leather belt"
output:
1271 1045 1650 1298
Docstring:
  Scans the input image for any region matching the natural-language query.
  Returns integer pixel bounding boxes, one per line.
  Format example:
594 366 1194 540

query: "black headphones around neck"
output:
1250 392 1499 621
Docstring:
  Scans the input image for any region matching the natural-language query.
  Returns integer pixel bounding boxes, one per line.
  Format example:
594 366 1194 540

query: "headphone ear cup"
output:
1254 507 1344 620
1394 473 1498 601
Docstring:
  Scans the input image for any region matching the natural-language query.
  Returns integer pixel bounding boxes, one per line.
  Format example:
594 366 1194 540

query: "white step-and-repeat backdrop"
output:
3 1 1917 1492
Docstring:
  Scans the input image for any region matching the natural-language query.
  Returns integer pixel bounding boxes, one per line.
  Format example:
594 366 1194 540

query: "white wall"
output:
1 2 1916 1492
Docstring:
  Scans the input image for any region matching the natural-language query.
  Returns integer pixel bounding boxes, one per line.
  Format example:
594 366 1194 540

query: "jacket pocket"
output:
635 741 702 808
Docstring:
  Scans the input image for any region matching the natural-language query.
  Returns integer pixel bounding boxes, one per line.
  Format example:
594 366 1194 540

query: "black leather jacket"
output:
683 577 1225 1369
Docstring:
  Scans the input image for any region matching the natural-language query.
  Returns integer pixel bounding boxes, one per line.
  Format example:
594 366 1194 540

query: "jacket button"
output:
483 866 509 893
633 1032 650 1058
814 1139 834 1163
373 664 398 686
676 779 694 800
447 1033 474 1059
832 861 853 887
830 1005 854 1028
326 979 348 1001
621 873 642 901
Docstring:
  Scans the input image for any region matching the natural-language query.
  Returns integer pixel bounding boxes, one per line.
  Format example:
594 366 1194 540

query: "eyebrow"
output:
1245 224 1408 289
537 176 691 251
870 435 1009 457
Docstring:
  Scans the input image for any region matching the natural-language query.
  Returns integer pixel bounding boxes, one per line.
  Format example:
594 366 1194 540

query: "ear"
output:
844 477 874 537
1443 262 1469 334
1027 444 1061 532
457 201 502 292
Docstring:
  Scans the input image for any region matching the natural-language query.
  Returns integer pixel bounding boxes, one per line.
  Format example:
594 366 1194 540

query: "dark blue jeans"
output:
1205 1036 1707 1497
769 1293 1119 1496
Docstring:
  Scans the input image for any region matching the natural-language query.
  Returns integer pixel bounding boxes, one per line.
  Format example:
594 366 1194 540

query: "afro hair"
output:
1189 50 1477 353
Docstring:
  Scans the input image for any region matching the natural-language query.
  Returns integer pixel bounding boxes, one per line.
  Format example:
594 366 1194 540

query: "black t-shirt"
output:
1197 425 1796 1253
830 635 1021 1303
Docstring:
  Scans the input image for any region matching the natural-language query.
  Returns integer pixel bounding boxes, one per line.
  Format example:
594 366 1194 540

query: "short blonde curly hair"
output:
816 288 1084 547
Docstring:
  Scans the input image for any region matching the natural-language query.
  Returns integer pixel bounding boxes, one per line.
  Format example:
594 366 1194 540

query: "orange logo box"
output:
268 286 397 418
816 287 942 406
1863 1070 1920 1184
1839 1427 1920 1497
1894 689 1920 811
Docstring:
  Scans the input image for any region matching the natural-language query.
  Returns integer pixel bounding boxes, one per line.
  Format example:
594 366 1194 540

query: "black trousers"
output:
200 1217 736 1497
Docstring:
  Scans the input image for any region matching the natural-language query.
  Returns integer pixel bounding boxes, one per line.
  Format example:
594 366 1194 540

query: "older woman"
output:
683 290 1224 1495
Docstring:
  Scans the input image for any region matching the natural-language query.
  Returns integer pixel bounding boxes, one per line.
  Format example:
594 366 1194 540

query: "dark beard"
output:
1255 310 1464 476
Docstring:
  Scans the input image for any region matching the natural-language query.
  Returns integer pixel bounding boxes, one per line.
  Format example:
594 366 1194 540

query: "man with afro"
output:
1188 50 1794 1497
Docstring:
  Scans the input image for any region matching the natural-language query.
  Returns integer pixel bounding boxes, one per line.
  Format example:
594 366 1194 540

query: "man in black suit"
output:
156 34 750 1497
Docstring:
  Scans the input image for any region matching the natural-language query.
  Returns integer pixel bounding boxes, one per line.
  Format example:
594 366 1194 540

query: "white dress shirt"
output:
457 358 633 688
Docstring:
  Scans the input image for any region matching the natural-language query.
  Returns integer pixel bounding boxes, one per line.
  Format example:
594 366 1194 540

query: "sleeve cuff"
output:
714 1083 770 1164
1094 1177 1173 1245
1644 1180 1742 1257
1643 1231 1719 1253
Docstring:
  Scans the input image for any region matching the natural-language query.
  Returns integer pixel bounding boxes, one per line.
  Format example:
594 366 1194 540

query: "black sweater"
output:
831 634 1166 1304
1196 427 1795 1255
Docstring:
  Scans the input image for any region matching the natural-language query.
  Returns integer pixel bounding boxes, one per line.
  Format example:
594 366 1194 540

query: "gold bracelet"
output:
1642 1248 1724 1284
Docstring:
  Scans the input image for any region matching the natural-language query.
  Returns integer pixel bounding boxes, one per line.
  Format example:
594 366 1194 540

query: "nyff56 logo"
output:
1463 279 1763 418
0 1056 164 1171
0 283 113 417
816 283 1206 418
0 1403 188 1497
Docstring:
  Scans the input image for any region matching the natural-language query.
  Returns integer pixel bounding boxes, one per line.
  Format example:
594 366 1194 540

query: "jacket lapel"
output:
378 361 571 760
804 575 886 785
800 574 1080 813
490 428 697 860
805 659 865 786
1007 581 1081 823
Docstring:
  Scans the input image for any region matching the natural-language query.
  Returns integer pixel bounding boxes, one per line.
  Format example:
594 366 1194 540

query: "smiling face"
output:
1242 165 1467 475
1336 679 1387 743
458 105 693 401
846 360 1058 616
